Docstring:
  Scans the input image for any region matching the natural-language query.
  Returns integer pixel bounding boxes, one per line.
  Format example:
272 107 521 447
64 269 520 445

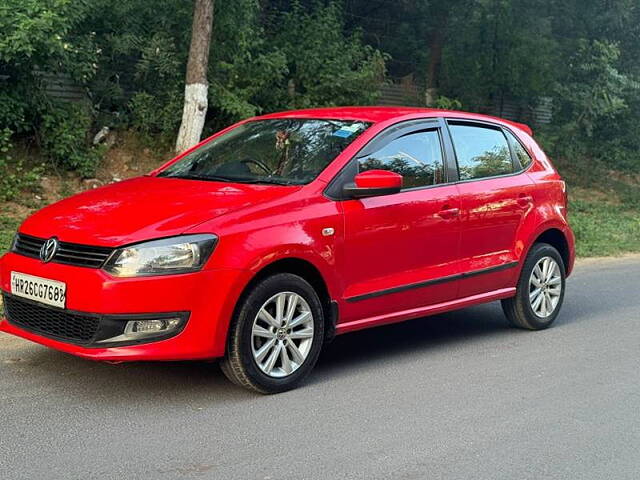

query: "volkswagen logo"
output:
40 237 59 263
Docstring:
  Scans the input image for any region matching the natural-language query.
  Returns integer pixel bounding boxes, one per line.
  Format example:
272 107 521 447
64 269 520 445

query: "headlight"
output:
103 234 217 277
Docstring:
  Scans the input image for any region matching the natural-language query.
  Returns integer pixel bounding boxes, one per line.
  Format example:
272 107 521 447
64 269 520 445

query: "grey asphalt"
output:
1 257 639 480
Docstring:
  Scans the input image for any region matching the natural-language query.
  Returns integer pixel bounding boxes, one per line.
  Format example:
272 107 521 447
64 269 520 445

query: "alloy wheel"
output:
251 292 315 378
528 256 562 318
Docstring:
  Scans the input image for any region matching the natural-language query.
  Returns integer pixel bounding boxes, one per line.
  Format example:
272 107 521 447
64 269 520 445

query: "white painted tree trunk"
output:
175 83 208 153
175 0 214 154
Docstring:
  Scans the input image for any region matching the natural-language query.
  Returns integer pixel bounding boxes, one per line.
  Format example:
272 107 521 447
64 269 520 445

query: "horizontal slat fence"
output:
35 71 87 103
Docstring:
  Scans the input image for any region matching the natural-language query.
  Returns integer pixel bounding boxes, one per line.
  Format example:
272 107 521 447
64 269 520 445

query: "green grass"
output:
557 156 640 257
569 199 640 257
0 216 19 254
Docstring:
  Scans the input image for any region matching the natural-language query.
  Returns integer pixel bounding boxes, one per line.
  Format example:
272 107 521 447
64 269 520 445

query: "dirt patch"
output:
1 131 174 219
609 169 640 187
0 201 34 221
569 186 620 204
97 131 172 183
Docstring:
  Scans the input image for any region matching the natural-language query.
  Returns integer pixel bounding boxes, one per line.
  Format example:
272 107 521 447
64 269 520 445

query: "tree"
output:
269 2 386 109
175 0 215 153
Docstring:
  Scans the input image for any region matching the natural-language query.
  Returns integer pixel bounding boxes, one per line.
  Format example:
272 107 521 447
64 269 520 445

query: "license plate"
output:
10 272 67 309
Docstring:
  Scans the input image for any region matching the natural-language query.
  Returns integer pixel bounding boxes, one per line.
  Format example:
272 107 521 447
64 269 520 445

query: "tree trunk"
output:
425 27 445 107
175 0 215 153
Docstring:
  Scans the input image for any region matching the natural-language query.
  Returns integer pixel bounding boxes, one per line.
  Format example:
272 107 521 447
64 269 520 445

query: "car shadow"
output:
7 297 588 402
315 303 510 377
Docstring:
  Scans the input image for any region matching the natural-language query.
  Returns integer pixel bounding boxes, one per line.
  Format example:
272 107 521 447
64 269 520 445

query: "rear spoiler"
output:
507 120 533 137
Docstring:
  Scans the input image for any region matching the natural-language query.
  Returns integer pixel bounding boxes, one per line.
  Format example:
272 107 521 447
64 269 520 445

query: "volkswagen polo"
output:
0 107 575 393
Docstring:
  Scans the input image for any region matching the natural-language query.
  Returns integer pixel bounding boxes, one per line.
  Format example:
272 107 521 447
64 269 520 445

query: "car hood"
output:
20 176 301 246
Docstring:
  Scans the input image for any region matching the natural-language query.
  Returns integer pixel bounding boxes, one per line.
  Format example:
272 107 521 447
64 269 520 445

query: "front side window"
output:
357 130 445 188
158 119 370 185
449 124 513 180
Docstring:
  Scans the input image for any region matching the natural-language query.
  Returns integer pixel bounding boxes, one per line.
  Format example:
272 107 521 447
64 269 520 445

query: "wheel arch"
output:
235 257 338 343
529 227 572 274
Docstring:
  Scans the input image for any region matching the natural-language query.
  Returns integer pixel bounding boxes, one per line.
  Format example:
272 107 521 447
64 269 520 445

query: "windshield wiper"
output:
248 178 299 186
163 173 299 186
166 174 235 182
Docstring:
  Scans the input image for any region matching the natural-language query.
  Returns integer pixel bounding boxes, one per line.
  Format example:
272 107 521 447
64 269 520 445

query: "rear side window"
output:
504 130 533 169
357 130 445 188
449 124 513 180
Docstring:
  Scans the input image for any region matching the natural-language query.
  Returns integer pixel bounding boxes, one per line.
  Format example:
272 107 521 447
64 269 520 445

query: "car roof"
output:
253 106 533 136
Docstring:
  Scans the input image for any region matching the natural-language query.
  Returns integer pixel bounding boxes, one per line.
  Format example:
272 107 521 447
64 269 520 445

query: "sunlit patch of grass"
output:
556 156 640 257
569 199 640 257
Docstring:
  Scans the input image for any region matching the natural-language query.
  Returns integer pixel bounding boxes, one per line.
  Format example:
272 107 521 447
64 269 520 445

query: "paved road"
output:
1 257 639 480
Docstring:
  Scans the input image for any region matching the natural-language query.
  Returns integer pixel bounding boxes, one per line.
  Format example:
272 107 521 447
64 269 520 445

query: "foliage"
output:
39 103 102 177
0 128 43 201
0 0 96 78
555 40 638 137
439 0 556 110
76 0 192 136
0 0 639 200
206 0 286 123
129 92 183 138
267 2 387 110
434 96 463 110
0 0 102 176
0 87 31 134
542 40 640 171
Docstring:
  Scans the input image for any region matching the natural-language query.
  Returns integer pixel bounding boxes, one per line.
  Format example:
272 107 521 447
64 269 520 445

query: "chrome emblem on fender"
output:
40 237 59 263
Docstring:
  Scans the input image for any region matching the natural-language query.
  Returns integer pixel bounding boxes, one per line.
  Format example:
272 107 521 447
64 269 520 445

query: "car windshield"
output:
157 118 370 185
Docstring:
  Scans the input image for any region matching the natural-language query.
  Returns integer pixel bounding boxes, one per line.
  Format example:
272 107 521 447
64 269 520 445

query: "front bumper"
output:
2 292 190 347
0 252 252 361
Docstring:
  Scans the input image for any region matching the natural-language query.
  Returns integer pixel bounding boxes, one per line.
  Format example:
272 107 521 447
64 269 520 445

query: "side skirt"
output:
335 287 516 335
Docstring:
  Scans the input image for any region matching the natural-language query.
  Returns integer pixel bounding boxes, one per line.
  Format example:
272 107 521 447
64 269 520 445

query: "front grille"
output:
13 234 114 268
3 294 100 344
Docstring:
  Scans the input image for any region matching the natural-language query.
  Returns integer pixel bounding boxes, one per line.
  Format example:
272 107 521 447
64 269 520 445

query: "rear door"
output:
446 120 535 298
336 119 462 325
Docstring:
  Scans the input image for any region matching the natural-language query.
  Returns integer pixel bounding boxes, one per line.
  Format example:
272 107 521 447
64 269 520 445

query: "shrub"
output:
129 91 183 138
434 96 463 110
39 103 102 178
0 128 43 202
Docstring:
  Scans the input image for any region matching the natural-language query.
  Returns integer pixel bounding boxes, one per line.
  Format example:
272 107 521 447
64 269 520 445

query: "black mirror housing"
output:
342 182 401 199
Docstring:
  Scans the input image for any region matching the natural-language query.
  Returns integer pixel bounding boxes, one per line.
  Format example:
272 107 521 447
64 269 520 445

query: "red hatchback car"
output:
0 107 574 393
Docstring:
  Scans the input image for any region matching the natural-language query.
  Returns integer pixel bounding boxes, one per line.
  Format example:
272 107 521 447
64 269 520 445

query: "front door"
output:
338 122 462 325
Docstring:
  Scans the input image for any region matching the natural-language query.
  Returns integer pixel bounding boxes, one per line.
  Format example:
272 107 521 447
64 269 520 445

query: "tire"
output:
501 243 566 330
220 273 325 394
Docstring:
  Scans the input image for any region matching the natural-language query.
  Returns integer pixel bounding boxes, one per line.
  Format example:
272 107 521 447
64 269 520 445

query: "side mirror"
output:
343 170 403 199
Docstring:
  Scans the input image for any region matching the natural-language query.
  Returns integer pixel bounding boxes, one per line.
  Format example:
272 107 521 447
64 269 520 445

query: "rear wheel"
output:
220 273 324 393
502 243 566 330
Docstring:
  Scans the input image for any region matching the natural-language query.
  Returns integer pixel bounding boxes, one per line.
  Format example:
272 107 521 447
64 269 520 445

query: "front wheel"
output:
502 243 566 330
220 273 324 394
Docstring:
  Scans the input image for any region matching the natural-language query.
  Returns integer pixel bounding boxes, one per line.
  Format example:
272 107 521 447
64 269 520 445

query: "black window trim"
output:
358 127 447 193
502 125 534 172
324 117 458 200
444 117 534 185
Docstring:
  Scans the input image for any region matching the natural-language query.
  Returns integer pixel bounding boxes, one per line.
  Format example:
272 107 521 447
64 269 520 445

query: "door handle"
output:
438 207 460 219
517 194 533 208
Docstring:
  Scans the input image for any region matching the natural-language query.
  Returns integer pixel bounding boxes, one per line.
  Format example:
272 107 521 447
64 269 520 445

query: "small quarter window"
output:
449 124 513 180
357 130 445 188
505 130 533 169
